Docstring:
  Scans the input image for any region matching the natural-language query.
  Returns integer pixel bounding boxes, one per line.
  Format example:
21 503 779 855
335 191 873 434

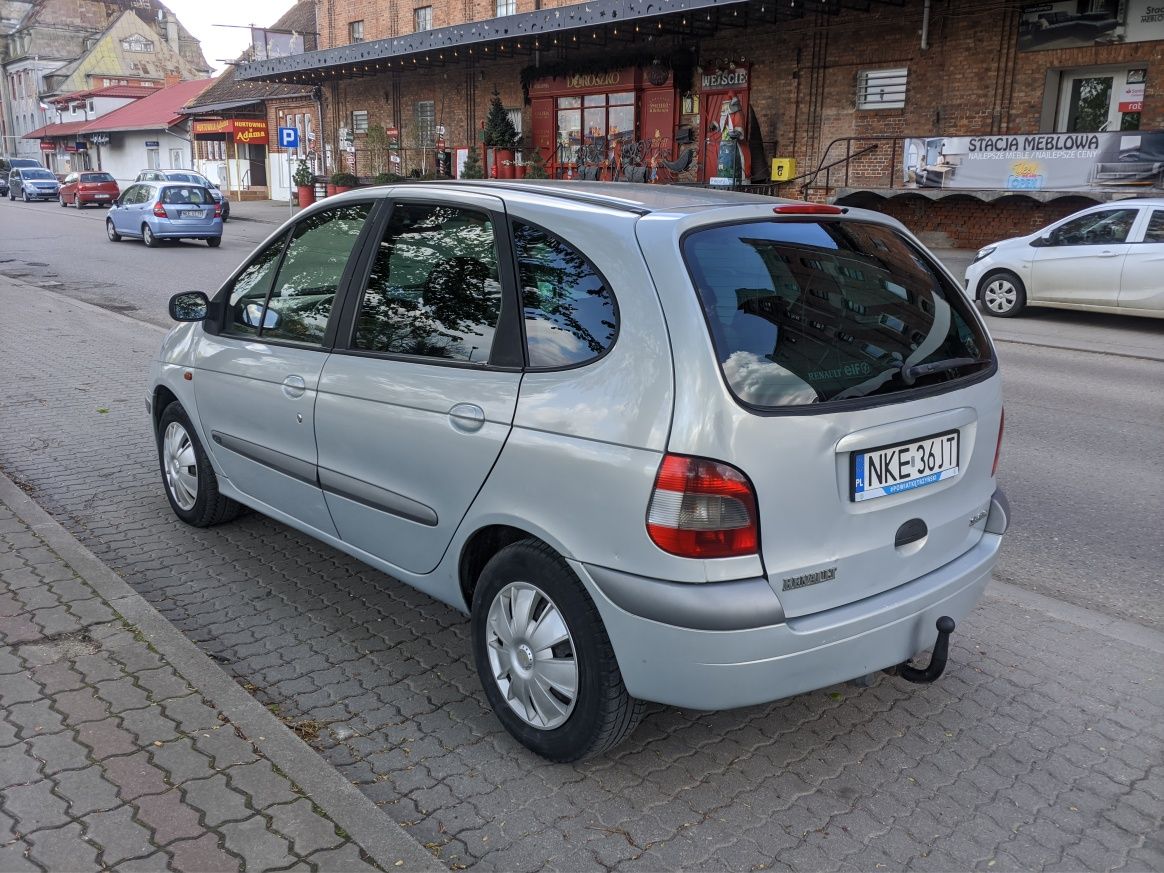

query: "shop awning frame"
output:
237 0 906 84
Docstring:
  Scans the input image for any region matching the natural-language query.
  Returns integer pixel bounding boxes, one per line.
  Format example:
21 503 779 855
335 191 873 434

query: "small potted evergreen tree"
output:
523 147 549 180
293 160 315 207
483 89 519 179
330 171 358 194
460 143 486 180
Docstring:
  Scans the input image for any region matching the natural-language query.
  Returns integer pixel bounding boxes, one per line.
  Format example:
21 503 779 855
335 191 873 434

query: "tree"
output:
483 89 518 148
460 143 485 179
365 124 389 176
523 146 549 179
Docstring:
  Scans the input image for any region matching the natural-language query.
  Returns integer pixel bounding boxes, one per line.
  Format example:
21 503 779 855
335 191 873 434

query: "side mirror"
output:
169 291 210 322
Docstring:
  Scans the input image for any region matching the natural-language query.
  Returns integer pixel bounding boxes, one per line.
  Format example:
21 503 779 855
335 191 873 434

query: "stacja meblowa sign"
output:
192 119 269 145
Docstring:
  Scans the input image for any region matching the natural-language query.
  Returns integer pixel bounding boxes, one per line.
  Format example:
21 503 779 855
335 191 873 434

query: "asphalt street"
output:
2 196 1161 628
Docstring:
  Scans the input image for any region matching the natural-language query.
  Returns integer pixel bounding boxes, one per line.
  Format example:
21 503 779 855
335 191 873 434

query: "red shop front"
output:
529 67 679 180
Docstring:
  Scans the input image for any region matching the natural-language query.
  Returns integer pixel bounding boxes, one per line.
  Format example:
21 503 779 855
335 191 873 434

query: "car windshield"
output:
81 172 115 183
683 218 992 408
161 186 212 205
23 169 55 180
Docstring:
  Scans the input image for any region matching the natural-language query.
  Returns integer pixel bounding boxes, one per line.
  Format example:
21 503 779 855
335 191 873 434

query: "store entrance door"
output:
698 67 752 184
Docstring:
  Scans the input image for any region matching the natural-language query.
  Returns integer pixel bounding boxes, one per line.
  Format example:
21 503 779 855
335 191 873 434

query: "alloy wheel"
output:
162 422 198 511
485 581 578 730
983 278 1018 314
74 195 81 208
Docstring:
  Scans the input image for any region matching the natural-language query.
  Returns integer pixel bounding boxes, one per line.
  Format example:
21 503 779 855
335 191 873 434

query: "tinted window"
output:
514 222 617 367
225 235 287 337
354 203 502 363
1143 210 1164 243
81 172 114 183
262 203 371 345
1050 209 1138 245
684 220 991 408
161 186 212 205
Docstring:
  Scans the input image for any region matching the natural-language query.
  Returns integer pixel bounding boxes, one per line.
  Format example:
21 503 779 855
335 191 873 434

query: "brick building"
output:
238 0 1164 246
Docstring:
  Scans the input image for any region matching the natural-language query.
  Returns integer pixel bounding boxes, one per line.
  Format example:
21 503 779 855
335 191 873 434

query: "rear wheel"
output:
471 539 644 761
981 270 1027 318
156 401 243 527
106 219 121 242
207 236 221 248
142 224 158 248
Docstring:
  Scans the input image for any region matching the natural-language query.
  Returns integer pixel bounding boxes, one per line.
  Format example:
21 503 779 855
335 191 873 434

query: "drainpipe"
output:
921 0 931 50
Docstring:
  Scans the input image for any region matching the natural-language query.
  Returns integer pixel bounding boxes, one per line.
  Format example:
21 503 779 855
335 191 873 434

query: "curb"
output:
0 470 442 873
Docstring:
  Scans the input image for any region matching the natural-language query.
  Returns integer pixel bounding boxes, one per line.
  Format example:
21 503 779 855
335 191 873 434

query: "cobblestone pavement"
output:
1 280 1162 872
0 482 439 872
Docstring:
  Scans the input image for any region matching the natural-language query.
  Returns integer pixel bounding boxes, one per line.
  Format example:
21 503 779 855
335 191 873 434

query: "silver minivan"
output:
151 182 1008 761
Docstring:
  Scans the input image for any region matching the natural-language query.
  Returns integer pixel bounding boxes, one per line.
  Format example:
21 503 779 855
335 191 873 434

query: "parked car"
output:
0 174 7 197
59 171 120 208
150 182 1008 761
8 167 61 201
106 181 222 247
2 157 44 171
134 169 230 220
965 198 1164 319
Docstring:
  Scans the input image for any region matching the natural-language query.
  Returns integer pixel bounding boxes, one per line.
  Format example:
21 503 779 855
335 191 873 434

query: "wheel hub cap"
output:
486 581 578 730
162 422 198 511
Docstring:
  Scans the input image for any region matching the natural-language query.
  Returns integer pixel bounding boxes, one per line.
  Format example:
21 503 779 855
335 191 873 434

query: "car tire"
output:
207 236 221 248
59 195 67 207
156 401 244 528
980 270 1027 318
142 224 158 247
74 194 82 209
221 203 230 222
471 539 645 762
23 189 31 202
106 219 121 242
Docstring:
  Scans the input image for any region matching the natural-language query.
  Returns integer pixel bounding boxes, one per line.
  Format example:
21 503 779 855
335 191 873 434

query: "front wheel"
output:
142 224 158 247
156 402 243 527
23 189 31 203
106 220 121 242
980 270 1027 318
471 540 644 762
59 195 67 208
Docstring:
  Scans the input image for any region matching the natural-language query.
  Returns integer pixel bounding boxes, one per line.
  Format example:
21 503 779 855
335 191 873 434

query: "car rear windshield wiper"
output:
900 356 990 386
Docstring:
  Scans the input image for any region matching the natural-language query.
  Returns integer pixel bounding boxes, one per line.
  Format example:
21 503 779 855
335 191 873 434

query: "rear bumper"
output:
576 522 1003 710
152 219 222 239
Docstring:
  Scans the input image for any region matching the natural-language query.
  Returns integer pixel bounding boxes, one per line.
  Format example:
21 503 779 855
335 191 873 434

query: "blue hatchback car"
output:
106 181 223 248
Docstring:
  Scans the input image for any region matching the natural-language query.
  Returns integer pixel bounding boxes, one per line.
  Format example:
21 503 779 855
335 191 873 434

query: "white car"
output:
965 198 1164 319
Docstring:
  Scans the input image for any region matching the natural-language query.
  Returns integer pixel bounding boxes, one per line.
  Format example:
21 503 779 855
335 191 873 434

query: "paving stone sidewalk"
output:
0 475 439 872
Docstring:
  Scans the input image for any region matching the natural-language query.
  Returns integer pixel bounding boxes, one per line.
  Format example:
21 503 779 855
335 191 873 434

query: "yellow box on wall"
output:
771 158 797 181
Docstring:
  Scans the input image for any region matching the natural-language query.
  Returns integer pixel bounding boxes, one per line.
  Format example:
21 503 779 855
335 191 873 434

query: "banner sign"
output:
191 119 269 144
902 131 1164 192
1019 0 1164 51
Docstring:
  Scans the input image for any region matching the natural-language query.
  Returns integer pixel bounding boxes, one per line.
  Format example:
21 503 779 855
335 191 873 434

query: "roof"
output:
22 121 91 140
49 84 158 107
80 79 213 133
185 1 316 111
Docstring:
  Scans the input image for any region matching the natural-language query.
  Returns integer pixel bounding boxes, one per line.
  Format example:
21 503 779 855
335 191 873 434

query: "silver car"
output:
150 182 1008 761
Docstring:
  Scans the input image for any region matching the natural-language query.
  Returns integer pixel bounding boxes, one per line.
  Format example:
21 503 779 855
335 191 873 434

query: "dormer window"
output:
122 34 155 53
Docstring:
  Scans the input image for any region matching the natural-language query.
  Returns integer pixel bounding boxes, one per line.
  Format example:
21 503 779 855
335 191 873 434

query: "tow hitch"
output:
898 616 956 684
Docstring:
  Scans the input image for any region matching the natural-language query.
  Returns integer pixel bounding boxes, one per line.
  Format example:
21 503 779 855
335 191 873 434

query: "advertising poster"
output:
901 131 1164 191
1019 0 1164 50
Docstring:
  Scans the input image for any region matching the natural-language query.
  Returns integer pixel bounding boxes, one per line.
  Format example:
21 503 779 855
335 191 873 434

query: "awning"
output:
181 97 269 115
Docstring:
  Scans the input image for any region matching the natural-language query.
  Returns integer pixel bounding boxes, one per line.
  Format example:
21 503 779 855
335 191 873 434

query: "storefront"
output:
191 118 270 193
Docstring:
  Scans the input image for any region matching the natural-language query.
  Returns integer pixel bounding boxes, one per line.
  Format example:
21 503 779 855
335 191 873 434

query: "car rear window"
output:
161 186 212 205
81 172 114 183
683 219 992 409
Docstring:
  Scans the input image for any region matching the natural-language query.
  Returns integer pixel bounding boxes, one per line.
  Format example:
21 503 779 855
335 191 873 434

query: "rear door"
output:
314 191 522 575
1031 207 1139 306
1118 207 1164 314
650 213 1000 618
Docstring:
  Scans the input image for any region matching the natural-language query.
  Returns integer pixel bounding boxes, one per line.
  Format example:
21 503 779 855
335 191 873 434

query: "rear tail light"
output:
992 409 1005 477
647 454 759 559
213 201 223 218
152 200 167 218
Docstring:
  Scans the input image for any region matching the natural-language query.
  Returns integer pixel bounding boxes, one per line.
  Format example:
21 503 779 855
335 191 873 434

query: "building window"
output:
506 107 523 136
352 110 369 134
556 91 634 165
414 6 432 32
857 68 907 110
496 0 516 15
86 99 94 113
415 101 435 147
349 20 364 42
121 34 155 53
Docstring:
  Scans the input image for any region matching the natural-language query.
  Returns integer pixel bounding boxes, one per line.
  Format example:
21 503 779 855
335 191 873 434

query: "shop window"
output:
857 68 907 110
496 0 516 15
349 20 364 42
414 6 432 32
415 101 436 147
555 91 634 166
1056 67 1144 133
352 110 369 134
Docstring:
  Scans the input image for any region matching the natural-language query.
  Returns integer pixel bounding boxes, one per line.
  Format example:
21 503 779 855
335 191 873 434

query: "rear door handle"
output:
282 374 307 398
1097 250 1120 257
449 403 485 432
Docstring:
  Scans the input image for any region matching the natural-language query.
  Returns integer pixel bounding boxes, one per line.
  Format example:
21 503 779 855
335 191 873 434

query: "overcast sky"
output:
165 0 297 75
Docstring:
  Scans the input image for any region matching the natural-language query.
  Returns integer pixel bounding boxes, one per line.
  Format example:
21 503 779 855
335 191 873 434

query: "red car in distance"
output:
59 171 120 208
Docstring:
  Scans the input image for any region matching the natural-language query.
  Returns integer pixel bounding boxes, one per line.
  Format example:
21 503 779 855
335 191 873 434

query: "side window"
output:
261 203 371 345
1050 209 1138 245
1143 210 1164 243
354 202 502 363
225 234 288 337
514 221 617 367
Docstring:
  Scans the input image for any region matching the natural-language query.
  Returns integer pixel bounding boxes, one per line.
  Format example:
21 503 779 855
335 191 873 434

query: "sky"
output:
164 0 298 75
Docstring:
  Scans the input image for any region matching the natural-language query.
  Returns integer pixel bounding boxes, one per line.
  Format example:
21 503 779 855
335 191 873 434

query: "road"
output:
3 196 1161 626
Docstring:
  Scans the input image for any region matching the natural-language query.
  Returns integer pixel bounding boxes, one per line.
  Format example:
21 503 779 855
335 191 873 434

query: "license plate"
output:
180 209 206 219
852 430 960 502
95 194 109 199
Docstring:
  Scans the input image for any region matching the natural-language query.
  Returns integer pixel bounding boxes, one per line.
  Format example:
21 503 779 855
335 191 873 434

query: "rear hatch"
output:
157 185 218 226
79 173 118 201
658 209 1001 617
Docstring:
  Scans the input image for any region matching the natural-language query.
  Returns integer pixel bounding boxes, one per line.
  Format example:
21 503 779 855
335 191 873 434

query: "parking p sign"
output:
278 126 299 149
